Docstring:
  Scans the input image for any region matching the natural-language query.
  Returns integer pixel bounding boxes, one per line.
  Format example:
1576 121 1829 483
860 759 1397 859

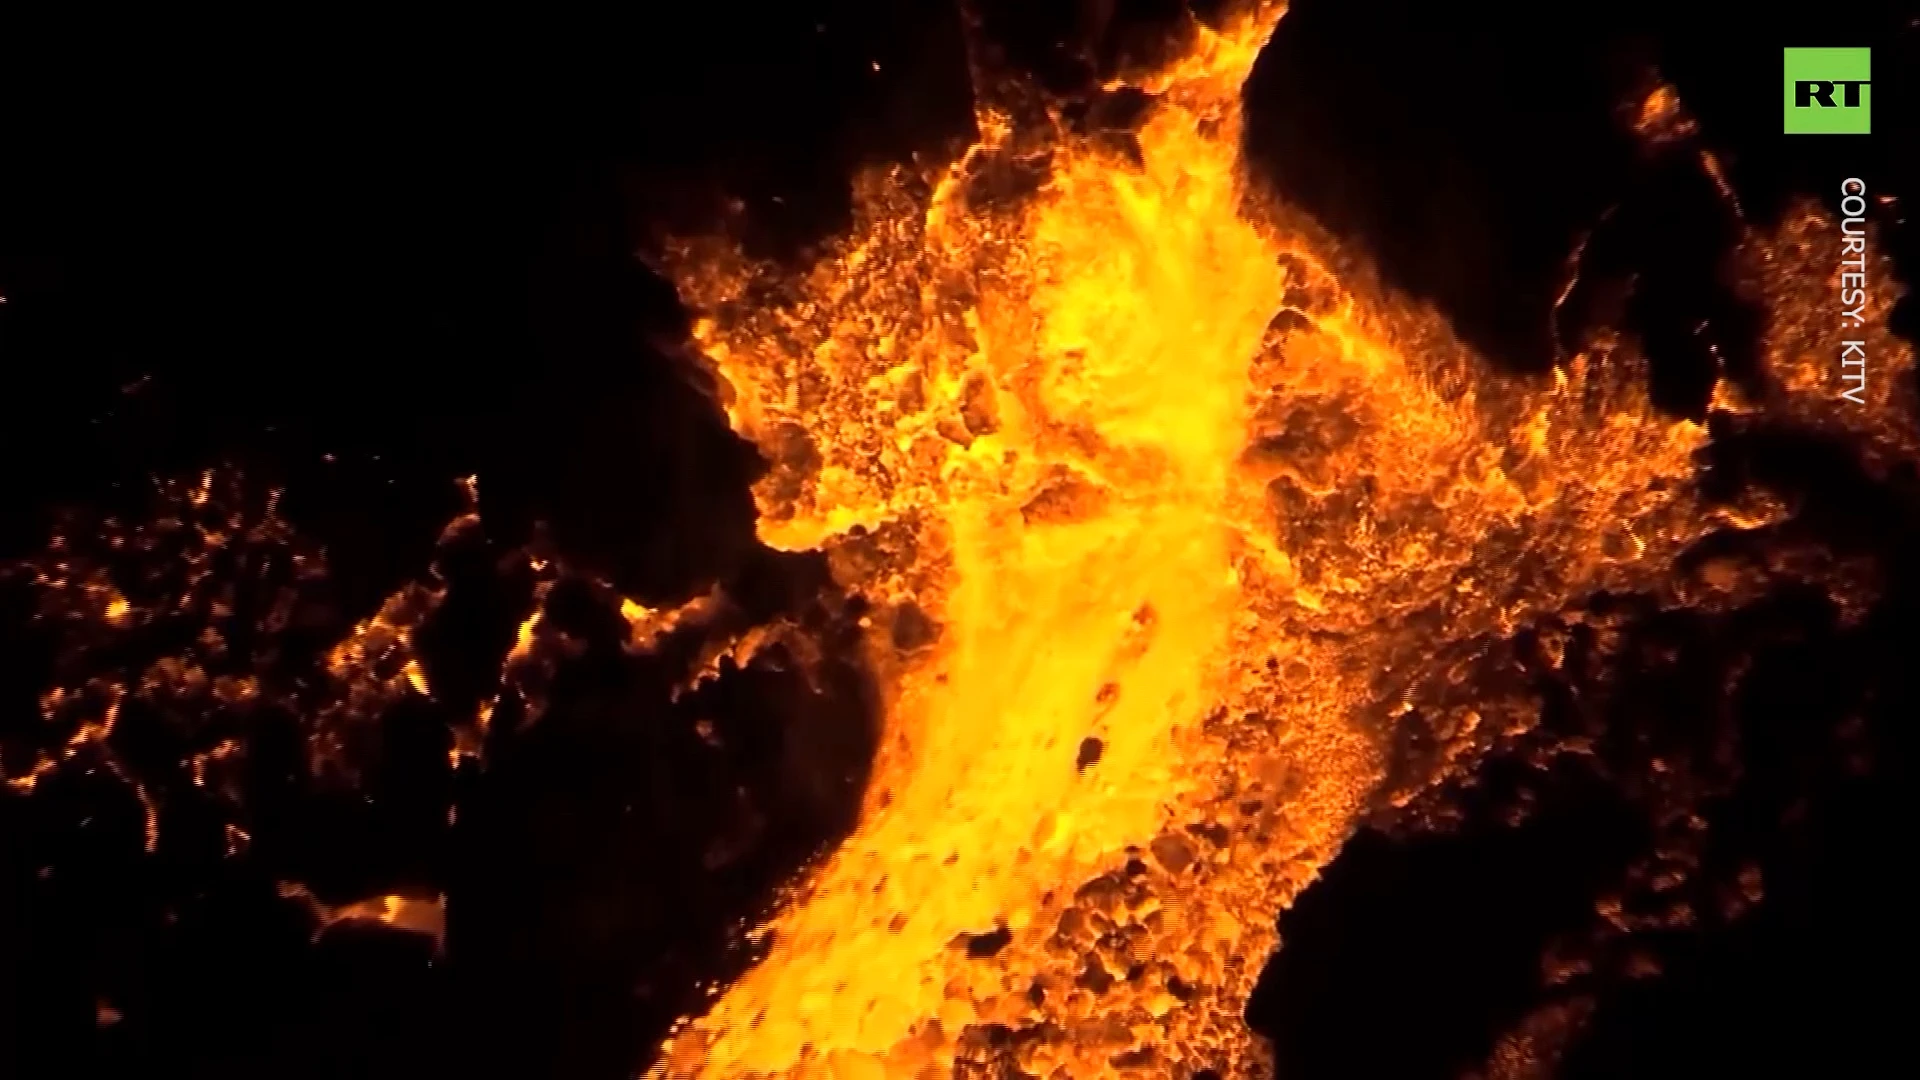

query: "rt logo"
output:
1784 47 1871 134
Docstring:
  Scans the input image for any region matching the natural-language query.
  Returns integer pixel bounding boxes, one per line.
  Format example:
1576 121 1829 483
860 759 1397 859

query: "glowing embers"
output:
278 881 448 953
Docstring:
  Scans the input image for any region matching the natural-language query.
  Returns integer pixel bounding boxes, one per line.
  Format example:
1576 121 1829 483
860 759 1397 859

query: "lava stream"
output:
646 3 1914 1077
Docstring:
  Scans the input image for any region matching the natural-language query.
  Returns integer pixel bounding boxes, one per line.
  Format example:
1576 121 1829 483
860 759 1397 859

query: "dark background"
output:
3 1 1916 1077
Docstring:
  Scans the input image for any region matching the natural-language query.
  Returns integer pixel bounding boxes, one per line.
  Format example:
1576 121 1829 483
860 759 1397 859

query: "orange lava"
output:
643 4 1914 1078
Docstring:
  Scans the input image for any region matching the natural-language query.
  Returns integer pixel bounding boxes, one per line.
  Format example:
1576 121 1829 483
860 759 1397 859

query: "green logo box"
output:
1784 47 1871 134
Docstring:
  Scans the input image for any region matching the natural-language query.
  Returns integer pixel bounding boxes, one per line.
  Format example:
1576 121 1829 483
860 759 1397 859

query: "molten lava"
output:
636 3 1920 1077
4 6 1912 1077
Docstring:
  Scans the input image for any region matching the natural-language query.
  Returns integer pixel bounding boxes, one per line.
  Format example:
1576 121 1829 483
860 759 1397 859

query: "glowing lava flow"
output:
648 4 1910 1078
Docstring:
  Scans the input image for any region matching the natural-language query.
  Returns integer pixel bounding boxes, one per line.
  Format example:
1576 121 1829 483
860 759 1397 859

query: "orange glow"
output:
278 882 447 951
630 3 1920 1076
1634 83 1697 144
0 8 1910 1077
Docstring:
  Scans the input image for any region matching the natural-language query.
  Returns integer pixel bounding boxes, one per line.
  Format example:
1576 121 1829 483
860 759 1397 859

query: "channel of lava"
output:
641 2 1916 1077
